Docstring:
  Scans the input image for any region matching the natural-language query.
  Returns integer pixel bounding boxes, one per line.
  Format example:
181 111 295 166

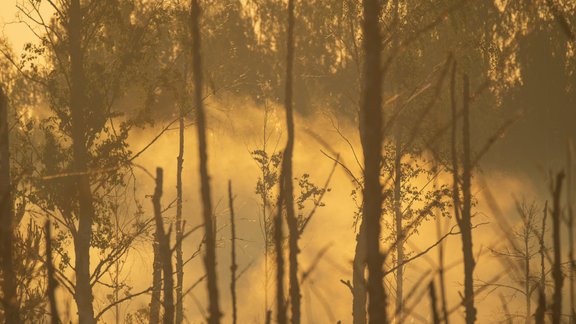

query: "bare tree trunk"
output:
567 141 575 321
68 0 96 321
150 219 162 324
460 74 477 324
429 281 440 324
152 168 174 324
360 1 387 323
449 60 462 324
525 217 532 324
0 87 20 323
394 135 404 322
352 221 367 324
190 1 221 322
45 221 60 324
228 181 238 324
281 0 300 323
535 201 548 324
551 172 564 324
175 98 185 324
436 201 449 324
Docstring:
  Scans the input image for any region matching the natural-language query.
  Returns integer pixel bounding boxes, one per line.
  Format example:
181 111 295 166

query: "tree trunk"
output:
152 168 174 324
228 181 238 324
551 172 564 324
45 221 60 324
68 0 96 321
360 0 387 323
460 74 477 324
352 220 367 324
282 0 300 323
394 135 404 322
175 98 185 324
190 1 221 323
0 86 20 323
525 219 531 324
149 232 162 324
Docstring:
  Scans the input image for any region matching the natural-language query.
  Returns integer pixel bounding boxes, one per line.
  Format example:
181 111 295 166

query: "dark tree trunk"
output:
551 172 564 324
282 0 300 323
460 74 477 324
68 0 96 321
352 221 367 324
394 135 404 321
175 95 185 324
152 168 174 324
429 281 440 324
360 1 387 323
228 181 238 324
190 1 221 323
149 223 162 324
45 221 60 324
0 86 20 323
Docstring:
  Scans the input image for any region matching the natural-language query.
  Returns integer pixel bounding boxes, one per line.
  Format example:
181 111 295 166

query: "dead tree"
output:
228 181 238 324
150 213 162 324
429 281 440 324
45 221 60 324
360 0 388 323
190 1 221 322
551 172 564 324
152 168 174 324
68 0 97 321
0 86 20 323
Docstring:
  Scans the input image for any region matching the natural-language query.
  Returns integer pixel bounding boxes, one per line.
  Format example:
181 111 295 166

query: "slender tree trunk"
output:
228 181 238 324
551 172 564 324
436 195 449 324
460 74 477 324
429 281 440 324
175 100 185 324
190 1 221 322
0 86 20 323
68 0 96 321
152 168 174 324
535 201 548 324
449 61 462 324
149 233 162 324
567 141 575 321
281 0 300 323
45 221 60 324
352 221 367 324
360 1 387 323
394 135 404 322
525 220 531 324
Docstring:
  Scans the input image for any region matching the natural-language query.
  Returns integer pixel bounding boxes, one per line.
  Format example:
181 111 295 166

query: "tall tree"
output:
282 0 301 323
360 0 387 323
190 0 221 322
551 172 564 324
67 0 97 321
0 85 20 323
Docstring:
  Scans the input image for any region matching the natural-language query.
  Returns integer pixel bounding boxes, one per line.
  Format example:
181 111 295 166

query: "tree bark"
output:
152 168 174 324
360 1 387 323
551 172 564 324
68 0 96 321
0 86 20 323
190 1 221 322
